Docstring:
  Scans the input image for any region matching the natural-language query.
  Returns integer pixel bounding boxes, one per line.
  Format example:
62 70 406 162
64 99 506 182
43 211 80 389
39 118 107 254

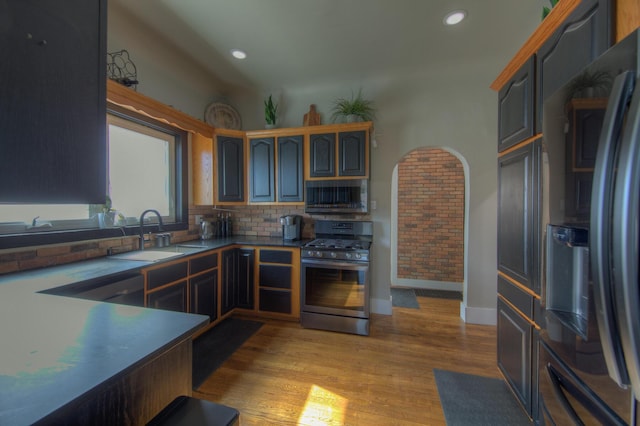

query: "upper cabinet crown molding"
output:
106 79 214 137
491 0 582 91
492 0 640 91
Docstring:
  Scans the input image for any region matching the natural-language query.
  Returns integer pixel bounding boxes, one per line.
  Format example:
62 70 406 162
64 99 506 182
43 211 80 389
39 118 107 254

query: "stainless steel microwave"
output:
305 179 368 214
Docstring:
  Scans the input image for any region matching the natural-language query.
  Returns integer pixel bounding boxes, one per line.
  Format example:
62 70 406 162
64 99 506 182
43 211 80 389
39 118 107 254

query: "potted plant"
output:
565 69 612 101
264 95 278 129
330 90 376 123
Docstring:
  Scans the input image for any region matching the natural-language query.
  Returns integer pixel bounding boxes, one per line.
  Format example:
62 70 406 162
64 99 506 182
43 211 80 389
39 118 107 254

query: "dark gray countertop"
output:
0 236 306 425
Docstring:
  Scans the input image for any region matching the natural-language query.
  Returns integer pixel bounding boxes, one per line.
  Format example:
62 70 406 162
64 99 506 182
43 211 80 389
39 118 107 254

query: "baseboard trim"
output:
371 297 392 316
460 301 496 325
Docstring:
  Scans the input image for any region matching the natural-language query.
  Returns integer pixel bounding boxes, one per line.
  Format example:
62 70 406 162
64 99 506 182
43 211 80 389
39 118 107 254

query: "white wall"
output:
107 1 232 120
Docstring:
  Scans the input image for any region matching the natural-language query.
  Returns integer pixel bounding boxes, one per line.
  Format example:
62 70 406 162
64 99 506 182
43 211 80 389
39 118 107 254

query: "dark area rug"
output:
192 318 263 389
414 289 463 300
391 288 419 309
434 369 531 425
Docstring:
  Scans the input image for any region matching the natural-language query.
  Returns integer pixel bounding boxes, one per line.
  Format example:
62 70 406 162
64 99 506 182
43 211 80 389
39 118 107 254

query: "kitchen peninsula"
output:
0 256 209 425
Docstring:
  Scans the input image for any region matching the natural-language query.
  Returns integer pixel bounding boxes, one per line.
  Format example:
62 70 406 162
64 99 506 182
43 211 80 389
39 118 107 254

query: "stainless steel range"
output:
300 220 372 336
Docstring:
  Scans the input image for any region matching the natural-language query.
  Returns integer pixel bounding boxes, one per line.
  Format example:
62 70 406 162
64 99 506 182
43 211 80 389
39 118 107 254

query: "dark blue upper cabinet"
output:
277 135 303 202
249 137 275 203
536 0 612 131
498 57 535 152
339 131 366 176
0 0 107 203
217 135 245 202
309 133 336 177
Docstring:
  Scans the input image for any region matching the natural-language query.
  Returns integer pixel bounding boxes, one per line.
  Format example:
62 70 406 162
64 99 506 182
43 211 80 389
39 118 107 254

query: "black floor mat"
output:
414 289 462 300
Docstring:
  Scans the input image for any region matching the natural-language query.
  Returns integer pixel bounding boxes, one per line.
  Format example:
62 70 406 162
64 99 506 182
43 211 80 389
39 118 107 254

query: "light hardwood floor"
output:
194 296 500 425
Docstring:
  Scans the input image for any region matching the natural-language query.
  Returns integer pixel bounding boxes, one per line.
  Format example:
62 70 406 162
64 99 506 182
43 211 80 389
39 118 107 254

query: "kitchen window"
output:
0 105 188 248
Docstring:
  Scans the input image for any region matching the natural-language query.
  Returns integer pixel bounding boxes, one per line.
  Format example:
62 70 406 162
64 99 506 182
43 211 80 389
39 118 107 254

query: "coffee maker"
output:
280 215 301 241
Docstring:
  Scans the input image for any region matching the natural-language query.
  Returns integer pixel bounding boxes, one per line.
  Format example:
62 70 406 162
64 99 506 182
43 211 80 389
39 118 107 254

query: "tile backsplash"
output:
0 205 370 275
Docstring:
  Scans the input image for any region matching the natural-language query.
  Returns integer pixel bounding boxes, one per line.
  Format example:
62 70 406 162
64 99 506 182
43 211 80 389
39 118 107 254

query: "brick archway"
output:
395 147 465 284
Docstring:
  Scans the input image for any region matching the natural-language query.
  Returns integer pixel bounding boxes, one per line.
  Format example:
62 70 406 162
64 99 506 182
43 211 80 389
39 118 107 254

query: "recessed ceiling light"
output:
443 10 466 26
230 49 247 59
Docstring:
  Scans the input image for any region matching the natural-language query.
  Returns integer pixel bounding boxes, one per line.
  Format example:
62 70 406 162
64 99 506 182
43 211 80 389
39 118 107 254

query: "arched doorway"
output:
391 147 467 294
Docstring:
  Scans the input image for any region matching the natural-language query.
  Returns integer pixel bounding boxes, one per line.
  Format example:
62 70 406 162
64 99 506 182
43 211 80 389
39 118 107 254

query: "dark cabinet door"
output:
498 57 535 152
217 136 245 202
497 140 541 293
259 289 291 314
309 133 336 177
221 248 237 315
249 137 275 202
497 297 533 416
338 131 366 176
146 261 188 291
190 271 218 321
0 0 107 203
277 135 304 202
536 0 612 130
147 281 188 313
237 248 255 309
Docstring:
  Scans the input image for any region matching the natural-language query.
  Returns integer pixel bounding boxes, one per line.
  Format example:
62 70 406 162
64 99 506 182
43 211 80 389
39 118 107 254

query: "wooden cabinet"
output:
144 251 219 319
237 248 255 309
249 137 275 202
277 135 304 202
248 134 303 204
216 133 246 203
497 296 534 416
308 125 370 179
309 133 336 177
189 252 219 321
338 131 367 176
498 57 536 152
536 0 612 130
221 248 237 315
256 247 300 319
0 0 107 203
147 282 188 312
497 140 542 294
190 271 217 321
221 247 255 314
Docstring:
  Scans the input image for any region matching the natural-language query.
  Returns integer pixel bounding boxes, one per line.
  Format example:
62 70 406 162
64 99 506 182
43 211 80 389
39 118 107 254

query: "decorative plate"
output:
204 102 242 130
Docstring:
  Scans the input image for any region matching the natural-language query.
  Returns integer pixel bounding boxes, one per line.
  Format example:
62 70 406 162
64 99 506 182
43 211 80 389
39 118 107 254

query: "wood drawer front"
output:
498 275 533 319
259 265 292 289
259 249 293 264
147 261 188 291
259 288 291 314
190 253 218 275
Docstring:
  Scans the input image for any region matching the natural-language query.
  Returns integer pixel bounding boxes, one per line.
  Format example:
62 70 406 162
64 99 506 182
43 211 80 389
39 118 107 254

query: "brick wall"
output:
397 148 464 283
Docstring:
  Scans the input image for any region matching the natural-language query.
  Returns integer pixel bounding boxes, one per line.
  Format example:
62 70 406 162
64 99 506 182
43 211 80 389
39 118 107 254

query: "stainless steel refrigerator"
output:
539 29 640 424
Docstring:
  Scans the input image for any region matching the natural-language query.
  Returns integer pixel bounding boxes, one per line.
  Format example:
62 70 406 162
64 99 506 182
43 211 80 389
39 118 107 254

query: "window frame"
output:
0 104 189 250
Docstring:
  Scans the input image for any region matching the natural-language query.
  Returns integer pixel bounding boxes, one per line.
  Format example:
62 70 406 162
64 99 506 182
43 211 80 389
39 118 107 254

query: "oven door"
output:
301 258 370 318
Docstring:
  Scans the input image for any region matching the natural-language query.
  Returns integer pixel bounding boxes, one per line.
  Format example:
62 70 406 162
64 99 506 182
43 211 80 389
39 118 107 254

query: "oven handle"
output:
301 258 369 270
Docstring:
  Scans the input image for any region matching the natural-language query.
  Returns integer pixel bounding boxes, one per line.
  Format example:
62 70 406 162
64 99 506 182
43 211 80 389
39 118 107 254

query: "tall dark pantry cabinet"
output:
494 0 613 422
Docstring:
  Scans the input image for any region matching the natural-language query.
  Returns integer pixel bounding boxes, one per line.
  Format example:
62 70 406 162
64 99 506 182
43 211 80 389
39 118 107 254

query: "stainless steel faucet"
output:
139 209 164 251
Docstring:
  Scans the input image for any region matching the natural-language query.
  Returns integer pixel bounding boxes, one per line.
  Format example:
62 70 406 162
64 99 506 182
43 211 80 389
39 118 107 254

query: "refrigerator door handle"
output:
612 76 640 397
590 71 635 387
545 363 627 426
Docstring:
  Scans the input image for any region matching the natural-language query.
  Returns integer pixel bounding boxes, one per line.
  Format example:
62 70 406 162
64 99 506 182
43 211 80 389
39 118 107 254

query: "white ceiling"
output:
111 0 545 92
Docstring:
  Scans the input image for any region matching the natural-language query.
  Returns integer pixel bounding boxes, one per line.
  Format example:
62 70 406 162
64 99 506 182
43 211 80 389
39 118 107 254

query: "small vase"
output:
265 123 277 129
346 114 361 123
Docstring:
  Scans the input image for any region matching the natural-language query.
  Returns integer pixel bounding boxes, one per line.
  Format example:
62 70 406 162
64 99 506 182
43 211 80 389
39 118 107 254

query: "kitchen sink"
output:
109 250 184 262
